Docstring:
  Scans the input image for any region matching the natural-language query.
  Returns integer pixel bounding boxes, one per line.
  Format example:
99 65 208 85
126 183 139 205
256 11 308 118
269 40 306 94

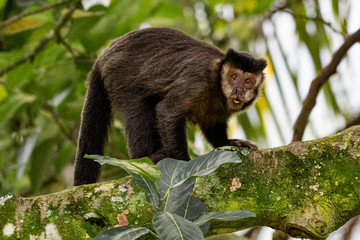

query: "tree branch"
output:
0 0 73 30
267 1 288 18
1 126 360 239
292 28 360 142
0 0 81 77
280 9 344 36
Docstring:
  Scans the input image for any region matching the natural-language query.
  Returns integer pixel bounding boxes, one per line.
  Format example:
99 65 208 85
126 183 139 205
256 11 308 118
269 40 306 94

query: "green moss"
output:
0 196 17 239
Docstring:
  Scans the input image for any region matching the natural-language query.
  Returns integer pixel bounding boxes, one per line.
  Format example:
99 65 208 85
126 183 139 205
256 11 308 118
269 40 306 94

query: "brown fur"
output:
73 28 267 186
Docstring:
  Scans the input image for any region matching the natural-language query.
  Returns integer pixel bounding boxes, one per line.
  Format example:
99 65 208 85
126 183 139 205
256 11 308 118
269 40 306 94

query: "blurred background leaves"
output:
0 0 359 212
1 0 360 239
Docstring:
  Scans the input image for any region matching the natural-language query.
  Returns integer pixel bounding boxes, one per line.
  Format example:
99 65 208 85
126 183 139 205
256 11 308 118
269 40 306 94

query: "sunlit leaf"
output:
3 18 45 35
234 0 275 15
71 9 103 18
87 155 162 182
0 85 7 102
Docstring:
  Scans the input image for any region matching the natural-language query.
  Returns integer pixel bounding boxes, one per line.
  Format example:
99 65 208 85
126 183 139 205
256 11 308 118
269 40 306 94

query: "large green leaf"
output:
128 171 160 209
173 196 210 235
156 158 195 212
94 226 150 240
171 150 242 188
87 155 162 182
174 196 207 222
194 210 256 226
87 155 161 208
153 212 205 240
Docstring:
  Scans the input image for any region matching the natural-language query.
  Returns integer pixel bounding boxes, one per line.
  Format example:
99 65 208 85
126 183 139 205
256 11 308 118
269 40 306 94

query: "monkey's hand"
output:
227 139 258 150
150 150 168 164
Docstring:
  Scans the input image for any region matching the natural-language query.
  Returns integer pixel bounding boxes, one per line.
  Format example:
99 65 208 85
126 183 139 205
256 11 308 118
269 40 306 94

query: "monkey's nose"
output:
235 88 244 95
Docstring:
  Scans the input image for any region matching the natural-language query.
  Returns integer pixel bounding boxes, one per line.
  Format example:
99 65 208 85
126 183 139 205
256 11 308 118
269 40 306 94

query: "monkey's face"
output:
221 64 264 112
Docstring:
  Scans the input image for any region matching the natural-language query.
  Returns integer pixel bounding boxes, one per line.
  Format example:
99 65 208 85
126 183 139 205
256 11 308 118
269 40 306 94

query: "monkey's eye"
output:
245 78 253 84
231 74 238 81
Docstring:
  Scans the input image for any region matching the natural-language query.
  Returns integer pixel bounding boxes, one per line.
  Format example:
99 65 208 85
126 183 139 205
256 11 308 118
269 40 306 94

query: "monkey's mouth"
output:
233 98 240 104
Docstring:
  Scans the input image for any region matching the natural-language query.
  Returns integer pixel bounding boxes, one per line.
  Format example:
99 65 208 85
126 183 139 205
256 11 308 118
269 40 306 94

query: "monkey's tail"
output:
73 63 111 186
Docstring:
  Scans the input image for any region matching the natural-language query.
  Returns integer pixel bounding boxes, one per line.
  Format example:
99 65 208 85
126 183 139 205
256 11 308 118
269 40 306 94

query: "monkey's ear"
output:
224 49 267 73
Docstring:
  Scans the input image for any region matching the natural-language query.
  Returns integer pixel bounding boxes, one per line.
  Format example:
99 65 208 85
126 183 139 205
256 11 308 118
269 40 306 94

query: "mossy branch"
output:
1 126 360 239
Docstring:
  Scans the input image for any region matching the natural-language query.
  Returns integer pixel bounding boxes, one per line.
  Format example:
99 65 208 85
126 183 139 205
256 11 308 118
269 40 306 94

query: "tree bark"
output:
1 126 360 239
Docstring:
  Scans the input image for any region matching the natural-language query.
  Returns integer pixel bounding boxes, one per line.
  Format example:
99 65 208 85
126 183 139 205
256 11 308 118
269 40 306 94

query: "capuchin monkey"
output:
73 27 267 186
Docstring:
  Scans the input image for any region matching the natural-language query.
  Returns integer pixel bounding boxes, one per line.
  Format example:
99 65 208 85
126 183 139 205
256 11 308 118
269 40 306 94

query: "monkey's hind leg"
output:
123 99 162 161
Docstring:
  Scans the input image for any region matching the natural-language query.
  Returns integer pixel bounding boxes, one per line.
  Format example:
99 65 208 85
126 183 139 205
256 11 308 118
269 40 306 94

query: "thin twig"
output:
267 1 288 18
292 27 360 142
0 0 81 77
0 0 73 30
54 13 86 60
54 28 77 59
280 9 344 36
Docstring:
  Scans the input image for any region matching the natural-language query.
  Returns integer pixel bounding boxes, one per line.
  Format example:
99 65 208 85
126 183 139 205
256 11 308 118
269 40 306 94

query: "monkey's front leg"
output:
153 100 190 162
201 122 258 150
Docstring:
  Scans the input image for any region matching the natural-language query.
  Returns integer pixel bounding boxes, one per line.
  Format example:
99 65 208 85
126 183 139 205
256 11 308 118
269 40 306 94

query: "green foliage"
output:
153 212 205 240
91 150 255 240
86 155 162 182
87 155 162 208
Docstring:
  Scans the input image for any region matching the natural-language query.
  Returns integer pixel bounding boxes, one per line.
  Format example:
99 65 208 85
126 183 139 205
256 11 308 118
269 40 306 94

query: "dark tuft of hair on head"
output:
223 49 267 73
